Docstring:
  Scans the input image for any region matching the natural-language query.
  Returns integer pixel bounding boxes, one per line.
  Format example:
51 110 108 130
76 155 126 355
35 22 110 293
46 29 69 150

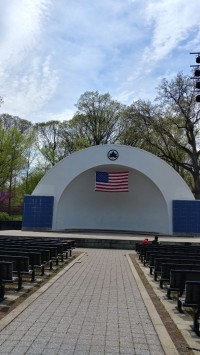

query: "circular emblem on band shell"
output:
107 150 119 161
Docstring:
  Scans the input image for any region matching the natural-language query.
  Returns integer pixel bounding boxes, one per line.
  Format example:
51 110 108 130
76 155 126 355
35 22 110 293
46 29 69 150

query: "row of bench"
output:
136 242 200 336
0 236 75 300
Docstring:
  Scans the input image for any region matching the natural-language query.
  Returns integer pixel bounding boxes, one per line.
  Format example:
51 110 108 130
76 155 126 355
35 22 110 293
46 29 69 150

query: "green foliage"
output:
19 169 46 195
0 114 36 213
11 215 22 221
35 121 64 166
0 212 11 221
71 91 125 146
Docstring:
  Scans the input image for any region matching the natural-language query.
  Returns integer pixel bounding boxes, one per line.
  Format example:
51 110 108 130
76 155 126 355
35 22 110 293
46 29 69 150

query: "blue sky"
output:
0 0 200 123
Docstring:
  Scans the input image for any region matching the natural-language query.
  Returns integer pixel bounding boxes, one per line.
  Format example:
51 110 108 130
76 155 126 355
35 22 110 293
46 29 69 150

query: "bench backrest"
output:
0 243 51 261
161 263 200 279
0 250 41 267
153 255 200 270
142 245 200 262
0 236 71 253
0 255 29 272
3 242 57 258
0 236 73 259
0 261 13 280
170 270 200 291
185 281 200 305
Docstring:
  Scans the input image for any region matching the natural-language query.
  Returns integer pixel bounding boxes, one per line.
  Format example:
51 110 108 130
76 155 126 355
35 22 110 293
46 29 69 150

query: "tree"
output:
59 119 93 154
35 121 64 166
0 127 28 213
0 123 11 188
0 113 32 133
18 166 46 196
70 91 125 146
121 73 200 198
0 114 37 194
21 129 37 194
0 113 37 213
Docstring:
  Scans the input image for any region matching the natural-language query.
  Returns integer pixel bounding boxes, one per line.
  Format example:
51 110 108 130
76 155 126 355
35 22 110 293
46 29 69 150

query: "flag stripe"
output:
95 171 129 192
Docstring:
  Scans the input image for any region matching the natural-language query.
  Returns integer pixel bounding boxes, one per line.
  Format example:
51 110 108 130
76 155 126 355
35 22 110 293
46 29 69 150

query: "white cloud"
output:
142 0 200 63
0 0 200 122
1 56 58 118
0 0 58 119
0 0 51 67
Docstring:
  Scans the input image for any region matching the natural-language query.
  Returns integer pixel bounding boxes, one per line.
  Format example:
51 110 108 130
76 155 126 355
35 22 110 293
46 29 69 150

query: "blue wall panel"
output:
22 196 54 230
173 200 200 233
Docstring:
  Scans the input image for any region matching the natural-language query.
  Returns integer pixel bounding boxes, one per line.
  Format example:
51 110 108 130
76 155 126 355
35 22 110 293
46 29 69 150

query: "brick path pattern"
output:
0 249 164 355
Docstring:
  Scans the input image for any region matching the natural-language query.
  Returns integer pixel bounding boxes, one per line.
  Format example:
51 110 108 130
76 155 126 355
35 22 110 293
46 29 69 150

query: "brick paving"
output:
0 249 166 355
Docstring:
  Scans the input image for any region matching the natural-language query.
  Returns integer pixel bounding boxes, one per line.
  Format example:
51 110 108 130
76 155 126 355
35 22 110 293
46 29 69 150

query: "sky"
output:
0 0 200 123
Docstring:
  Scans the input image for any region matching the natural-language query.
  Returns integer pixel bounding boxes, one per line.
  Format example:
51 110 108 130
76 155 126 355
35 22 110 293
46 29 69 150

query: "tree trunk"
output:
192 171 200 199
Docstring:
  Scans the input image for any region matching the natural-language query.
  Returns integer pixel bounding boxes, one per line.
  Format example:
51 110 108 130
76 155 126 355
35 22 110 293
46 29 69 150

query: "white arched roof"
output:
33 144 194 233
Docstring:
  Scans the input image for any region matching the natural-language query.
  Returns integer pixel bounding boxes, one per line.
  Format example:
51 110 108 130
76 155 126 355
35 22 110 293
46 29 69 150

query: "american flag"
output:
95 171 129 192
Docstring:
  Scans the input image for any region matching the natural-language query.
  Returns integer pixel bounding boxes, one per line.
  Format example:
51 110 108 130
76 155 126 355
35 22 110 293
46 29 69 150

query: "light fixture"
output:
194 69 200 76
196 95 200 102
196 82 200 89
196 56 200 64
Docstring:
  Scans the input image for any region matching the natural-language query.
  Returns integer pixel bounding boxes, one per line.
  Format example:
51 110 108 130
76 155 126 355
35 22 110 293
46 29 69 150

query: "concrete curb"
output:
126 254 179 355
0 252 86 332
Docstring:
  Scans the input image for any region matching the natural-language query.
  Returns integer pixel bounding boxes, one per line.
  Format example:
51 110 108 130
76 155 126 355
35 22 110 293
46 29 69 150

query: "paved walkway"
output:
0 249 174 355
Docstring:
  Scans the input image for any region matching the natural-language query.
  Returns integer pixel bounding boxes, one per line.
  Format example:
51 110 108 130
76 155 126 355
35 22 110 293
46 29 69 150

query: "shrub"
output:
0 212 12 221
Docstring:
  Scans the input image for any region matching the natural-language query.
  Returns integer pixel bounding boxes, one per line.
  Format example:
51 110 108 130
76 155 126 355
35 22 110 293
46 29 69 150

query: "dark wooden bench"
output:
136 244 161 261
25 242 64 262
167 269 200 299
0 249 42 274
0 261 14 300
151 255 200 278
0 242 51 261
62 239 75 256
0 236 75 258
0 255 34 286
0 243 52 274
20 237 73 258
160 263 200 288
0 237 75 272
0 237 74 272
177 281 200 336
141 245 200 265
148 249 200 266
0 238 71 262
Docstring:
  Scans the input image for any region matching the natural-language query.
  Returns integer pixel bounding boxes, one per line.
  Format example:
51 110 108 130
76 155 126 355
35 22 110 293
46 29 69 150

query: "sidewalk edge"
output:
126 254 179 355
